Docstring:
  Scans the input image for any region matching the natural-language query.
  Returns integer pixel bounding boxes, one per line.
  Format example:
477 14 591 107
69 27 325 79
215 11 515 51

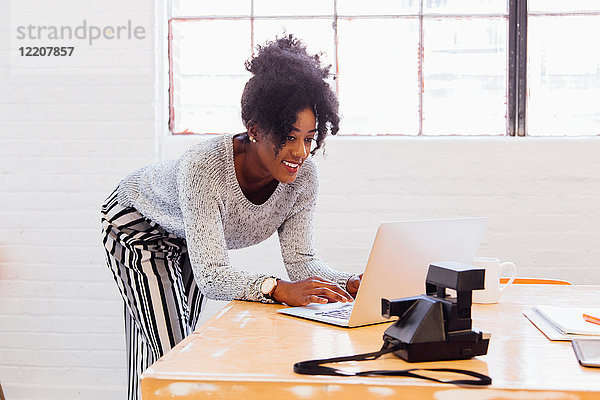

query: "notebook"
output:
524 306 600 340
277 217 487 327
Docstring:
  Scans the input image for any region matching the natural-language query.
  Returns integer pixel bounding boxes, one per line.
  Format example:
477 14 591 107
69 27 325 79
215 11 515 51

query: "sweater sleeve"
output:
277 165 354 289
177 155 275 303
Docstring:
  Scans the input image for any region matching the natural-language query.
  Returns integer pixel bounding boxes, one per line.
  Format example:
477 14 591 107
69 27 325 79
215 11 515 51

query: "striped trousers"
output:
101 189 205 400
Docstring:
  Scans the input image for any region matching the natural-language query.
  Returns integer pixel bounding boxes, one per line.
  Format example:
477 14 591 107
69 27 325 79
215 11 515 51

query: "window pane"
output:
423 0 507 15
171 0 250 17
527 16 600 136
253 19 335 71
422 18 507 135
337 19 420 135
337 0 418 16
254 0 333 16
529 1 600 13
172 20 251 134
253 20 336 121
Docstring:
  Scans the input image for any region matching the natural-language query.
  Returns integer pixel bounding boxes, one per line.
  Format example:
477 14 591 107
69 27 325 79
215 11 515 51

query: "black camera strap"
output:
294 341 492 386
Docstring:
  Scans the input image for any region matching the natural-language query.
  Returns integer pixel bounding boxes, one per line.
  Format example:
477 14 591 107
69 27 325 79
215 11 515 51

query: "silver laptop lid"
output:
348 217 487 327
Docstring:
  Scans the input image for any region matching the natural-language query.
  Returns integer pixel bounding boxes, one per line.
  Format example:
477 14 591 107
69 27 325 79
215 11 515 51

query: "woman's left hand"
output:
346 273 363 298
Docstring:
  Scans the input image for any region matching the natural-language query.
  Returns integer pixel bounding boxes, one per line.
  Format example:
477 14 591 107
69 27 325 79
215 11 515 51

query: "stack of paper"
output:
524 306 600 341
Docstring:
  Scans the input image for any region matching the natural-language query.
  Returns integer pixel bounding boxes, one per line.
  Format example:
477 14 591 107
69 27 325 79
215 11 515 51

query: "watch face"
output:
261 278 276 295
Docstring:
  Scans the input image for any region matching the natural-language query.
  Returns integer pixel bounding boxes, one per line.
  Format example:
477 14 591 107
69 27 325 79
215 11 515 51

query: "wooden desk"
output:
141 285 600 399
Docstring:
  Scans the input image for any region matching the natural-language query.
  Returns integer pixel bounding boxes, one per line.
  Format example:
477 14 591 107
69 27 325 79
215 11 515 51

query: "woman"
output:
101 35 361 400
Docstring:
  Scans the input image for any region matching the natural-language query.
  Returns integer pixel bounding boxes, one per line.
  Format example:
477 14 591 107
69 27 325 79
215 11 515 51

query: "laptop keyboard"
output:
315 304 353 320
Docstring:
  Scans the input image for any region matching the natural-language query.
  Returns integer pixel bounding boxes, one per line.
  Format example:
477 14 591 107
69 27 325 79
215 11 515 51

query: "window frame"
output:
160 0 599 142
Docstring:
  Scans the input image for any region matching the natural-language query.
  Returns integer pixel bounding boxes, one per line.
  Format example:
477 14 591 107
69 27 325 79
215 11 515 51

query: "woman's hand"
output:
346 274 363 298
271 276 354 306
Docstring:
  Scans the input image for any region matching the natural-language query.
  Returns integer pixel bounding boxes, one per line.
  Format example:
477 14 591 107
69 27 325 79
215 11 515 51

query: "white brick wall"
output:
1 1 600 399
165 135 600 287
1 1 155 398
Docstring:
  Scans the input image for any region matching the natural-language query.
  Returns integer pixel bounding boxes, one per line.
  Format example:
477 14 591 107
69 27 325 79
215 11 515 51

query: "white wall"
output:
1 1 599 400
1 0 155 398
166 134 600 286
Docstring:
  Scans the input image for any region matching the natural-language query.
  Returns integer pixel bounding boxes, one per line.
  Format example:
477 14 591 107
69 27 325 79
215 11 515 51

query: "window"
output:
168 1 600 136
526 1 600 136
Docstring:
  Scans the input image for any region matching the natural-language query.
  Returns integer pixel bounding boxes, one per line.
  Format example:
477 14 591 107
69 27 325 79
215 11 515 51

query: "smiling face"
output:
251 107 317 184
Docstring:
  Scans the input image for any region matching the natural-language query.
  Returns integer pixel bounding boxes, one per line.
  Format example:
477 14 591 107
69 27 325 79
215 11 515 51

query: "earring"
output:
249 136 257 143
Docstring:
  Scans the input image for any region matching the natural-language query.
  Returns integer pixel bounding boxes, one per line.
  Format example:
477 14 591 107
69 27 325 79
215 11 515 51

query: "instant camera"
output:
381 262 491 362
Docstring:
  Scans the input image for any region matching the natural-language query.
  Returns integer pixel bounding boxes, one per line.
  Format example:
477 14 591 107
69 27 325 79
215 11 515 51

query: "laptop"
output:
277 217 487 327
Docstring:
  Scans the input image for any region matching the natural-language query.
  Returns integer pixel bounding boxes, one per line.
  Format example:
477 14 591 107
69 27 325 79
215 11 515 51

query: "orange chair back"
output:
499 277 571 285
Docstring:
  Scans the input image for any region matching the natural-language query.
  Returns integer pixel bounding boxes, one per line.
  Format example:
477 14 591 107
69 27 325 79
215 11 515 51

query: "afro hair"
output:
241 34 339 154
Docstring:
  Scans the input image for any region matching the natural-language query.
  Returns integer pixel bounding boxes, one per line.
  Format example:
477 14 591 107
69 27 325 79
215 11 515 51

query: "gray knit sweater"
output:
116 133 353 303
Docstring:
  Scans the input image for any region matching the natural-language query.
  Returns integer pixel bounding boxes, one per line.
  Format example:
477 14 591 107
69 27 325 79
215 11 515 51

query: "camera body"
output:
381 262 491 362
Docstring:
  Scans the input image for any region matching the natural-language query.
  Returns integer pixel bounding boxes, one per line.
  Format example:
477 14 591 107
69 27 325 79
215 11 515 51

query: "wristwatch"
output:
260 277 278 299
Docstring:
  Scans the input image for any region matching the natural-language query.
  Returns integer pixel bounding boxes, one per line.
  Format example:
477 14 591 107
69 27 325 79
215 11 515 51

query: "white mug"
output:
472 257 517 304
